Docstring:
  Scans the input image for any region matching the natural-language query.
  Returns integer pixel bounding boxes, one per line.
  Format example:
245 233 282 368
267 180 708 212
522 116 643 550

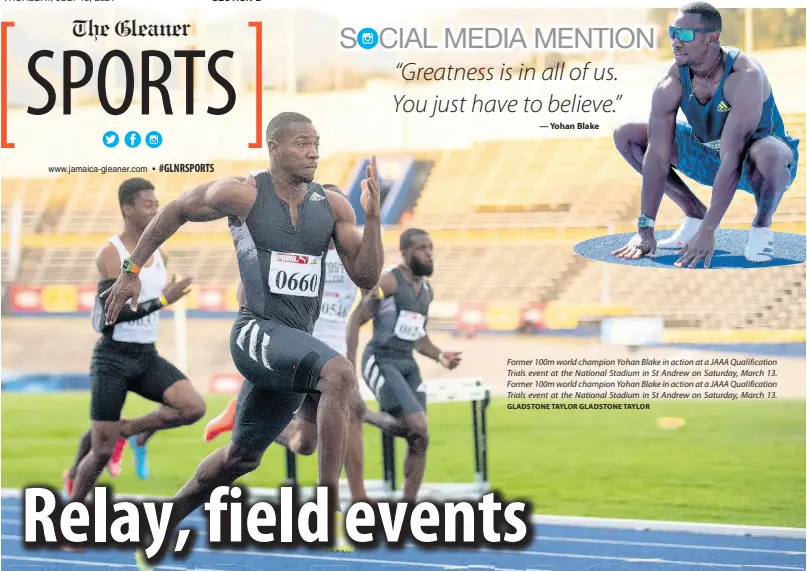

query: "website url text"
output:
47 165 149 175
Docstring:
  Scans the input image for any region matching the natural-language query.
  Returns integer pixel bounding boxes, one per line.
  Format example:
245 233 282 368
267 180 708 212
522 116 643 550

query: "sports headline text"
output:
23 486 533 561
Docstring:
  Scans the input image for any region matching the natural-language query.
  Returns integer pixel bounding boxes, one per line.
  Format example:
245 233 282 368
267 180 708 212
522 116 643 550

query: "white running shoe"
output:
135 549 153 571
745 226 774 263
329 511 354 552
657 217 705 249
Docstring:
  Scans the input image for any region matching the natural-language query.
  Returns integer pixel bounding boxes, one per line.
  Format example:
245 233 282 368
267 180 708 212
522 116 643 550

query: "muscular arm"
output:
641 67 683 225
701 66 764 232
326 191 384 290
345 271 397 369
94 245 163 328
415 334 442 362
346 301 373 371
128 176 256 268
415 285 440 360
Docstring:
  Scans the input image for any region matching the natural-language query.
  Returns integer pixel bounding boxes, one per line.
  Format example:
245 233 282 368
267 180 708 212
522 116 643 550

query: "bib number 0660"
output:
275 271 319 293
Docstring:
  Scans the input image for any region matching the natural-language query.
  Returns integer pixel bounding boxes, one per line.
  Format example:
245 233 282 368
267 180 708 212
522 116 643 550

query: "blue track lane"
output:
2 496 804 571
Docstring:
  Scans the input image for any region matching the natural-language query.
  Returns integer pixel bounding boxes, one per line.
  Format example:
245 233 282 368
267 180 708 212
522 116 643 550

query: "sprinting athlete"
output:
67 177 206 504
102 112 383 558
204 184 373 504
612 2 800 267
346 228 462 502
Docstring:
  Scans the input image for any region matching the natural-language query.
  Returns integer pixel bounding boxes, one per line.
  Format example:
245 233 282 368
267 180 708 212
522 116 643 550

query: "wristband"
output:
637 215 655 229
122 257 141 275
159 294 169 307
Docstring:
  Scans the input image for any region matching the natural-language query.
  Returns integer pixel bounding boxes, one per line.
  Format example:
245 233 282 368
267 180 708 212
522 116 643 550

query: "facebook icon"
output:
124 131 141 148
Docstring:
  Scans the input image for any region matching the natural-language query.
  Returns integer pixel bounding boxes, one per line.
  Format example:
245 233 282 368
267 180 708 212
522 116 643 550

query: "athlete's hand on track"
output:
100 272 142 325
612 229 658 260
439 352 463 370
360 155 381 219
162 275 194 304
675 228 715 269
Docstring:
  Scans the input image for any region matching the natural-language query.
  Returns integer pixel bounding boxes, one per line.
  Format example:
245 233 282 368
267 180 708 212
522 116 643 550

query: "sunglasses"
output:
668 26 717 42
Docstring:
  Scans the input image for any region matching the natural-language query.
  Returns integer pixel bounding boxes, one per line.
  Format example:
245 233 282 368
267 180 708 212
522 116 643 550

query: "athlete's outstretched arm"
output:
93 244 191 329
102 176 256 324
415 334 442 361
415 334 462 369
701 67 763 232
327 156 384 290
640 70 683 224
613 67 682 260
415 287 462 369
346 302 374 372
346 272 396 370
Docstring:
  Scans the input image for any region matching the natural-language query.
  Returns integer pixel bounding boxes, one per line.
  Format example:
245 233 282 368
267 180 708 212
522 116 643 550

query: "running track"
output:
1 494 804 571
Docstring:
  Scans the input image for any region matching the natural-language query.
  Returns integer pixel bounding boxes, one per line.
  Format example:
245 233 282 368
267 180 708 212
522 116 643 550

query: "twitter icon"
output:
103 131 119 148
124 131 141 148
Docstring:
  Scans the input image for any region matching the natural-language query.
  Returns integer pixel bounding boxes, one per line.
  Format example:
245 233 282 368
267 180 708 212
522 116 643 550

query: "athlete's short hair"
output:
400 228 429 250
118 177 154 208
265 112 312 142
680 2 722 31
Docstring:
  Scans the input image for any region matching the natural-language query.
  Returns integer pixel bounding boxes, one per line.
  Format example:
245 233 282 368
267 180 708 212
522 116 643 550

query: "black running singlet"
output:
229 172 336 333
367 267 434 359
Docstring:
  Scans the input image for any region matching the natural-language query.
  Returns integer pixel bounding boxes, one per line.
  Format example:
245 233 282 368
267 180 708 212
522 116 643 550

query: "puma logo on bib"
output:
269 251 322 297
394 310 426 341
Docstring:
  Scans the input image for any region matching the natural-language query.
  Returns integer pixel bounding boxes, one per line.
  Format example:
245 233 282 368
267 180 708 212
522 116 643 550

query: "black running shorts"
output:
229 308 341 453
361 350 426 418
90 336 187 421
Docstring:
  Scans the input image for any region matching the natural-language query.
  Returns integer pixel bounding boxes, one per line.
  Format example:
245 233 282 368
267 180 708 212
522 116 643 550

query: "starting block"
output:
252 377 491 503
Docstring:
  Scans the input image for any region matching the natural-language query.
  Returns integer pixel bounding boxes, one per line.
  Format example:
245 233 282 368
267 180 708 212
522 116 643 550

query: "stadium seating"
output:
555 262 806 329
414 138 639 229
2 113 805 331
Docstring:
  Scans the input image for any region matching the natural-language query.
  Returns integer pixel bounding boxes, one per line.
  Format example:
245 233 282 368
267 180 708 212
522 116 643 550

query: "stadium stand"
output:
555 264 806 329
413 138 638 229
2 113 804 331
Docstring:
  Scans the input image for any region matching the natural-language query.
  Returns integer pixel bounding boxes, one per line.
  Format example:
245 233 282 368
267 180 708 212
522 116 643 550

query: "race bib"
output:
268 251 322 297
393 310 426 341
319 293 351 321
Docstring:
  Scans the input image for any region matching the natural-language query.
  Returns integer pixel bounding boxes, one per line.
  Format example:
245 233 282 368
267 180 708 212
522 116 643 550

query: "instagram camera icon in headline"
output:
358 28 378 49
145 131 163 149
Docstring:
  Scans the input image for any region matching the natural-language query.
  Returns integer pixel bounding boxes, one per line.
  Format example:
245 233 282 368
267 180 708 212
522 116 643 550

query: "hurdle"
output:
257 377 492 503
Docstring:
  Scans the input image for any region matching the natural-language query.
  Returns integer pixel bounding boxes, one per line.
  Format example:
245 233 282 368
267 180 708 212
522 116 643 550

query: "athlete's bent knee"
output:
750 140 793 189
224 447 262 479
91 424 121 462
613 121 646 150
297 438 317 456
94 448 114 466
179 395 206 425
317 356 354 397
404 418 429 452
407 429 429 454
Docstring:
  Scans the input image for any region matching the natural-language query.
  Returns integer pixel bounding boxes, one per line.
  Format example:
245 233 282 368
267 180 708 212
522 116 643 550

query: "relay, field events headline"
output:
23 486 533 561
